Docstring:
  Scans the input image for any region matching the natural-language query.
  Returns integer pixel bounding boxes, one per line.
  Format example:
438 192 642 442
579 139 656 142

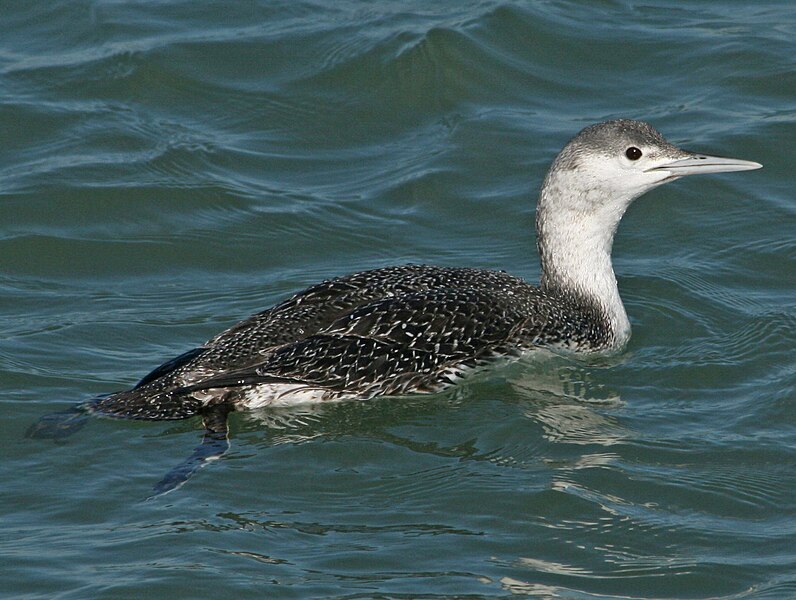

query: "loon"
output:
89 119 761 420
29 120 760 494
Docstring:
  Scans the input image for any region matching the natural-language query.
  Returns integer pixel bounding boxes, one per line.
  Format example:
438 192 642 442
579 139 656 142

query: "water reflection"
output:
499 576 568 597
243 393 487 461
506 354 628 448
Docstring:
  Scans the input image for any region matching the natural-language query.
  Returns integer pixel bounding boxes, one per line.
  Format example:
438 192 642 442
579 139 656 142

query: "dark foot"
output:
147 404 232 498
25 405 89 440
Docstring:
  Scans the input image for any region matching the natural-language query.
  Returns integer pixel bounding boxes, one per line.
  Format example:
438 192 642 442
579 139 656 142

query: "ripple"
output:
2 1 793 598
215 511 482 539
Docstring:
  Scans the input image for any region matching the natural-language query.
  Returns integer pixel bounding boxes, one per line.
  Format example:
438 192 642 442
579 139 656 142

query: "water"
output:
2 1 794 597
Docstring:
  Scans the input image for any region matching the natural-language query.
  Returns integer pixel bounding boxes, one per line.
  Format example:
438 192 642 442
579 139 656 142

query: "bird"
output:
27 119 761 494
89 119 762 421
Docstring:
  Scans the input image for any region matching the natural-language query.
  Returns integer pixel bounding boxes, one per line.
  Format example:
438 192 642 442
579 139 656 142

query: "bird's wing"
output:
178 286 535 398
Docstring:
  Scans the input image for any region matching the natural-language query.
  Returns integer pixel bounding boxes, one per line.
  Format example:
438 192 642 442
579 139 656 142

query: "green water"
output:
2 1 794 598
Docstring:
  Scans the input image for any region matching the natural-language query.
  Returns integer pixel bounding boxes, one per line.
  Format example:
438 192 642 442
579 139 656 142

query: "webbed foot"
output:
25 405 90 440
147 404 232 498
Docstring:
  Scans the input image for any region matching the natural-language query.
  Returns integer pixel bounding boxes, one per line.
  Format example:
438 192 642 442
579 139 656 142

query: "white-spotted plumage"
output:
89 120 761 420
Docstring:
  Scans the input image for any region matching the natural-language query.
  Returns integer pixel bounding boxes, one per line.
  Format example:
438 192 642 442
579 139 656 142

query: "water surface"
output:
2 1 794 598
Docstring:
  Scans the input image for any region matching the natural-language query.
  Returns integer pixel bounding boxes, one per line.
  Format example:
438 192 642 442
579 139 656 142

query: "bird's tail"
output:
89 386 204 420
27 385 204 440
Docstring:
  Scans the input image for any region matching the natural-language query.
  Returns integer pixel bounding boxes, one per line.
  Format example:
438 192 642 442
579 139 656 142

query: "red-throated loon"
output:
81 119 759 422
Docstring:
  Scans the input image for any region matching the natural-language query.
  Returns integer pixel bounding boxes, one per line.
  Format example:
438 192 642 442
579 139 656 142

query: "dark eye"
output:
625 146 643 160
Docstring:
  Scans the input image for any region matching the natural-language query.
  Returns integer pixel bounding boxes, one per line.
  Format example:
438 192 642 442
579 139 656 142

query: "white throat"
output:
535 168 635 348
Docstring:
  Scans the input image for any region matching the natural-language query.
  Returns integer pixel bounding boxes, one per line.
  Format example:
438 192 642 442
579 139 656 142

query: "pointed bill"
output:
647 153 762 176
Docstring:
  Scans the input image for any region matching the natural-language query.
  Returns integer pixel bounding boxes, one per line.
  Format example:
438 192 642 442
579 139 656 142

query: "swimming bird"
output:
89 119 761 420
28 120 760 493
27 119 762 496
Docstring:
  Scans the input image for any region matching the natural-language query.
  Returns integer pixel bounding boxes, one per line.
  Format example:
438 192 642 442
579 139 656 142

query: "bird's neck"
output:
535 175 633 349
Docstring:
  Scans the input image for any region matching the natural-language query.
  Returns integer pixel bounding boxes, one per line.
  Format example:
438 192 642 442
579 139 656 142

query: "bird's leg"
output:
148 403 233 499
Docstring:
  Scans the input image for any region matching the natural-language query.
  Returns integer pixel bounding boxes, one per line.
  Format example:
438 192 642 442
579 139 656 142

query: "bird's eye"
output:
625 146 643 160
